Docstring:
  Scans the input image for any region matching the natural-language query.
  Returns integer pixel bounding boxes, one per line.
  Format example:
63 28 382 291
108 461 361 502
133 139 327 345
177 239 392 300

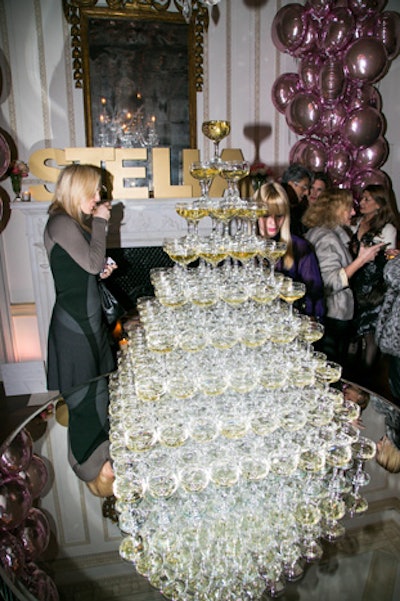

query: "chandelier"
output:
182 0 221 23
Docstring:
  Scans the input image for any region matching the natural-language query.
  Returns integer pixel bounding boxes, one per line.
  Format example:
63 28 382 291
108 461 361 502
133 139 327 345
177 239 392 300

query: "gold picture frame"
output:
63 0 208 183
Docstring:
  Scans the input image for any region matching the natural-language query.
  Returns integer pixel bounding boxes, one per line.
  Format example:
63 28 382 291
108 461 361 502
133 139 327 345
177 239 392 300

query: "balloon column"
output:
0 428 59 600
271 0 400 197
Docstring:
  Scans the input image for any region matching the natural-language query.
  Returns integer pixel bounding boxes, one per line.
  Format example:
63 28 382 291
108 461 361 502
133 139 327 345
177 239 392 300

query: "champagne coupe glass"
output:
208 198 239 239
279 280 306 316
197 236 229 269
202 120 231 164
347 436 376 488
261 240 287 280
163 237 198 269
175 201 208 240
315 360 342 391
189 160 220 203
246 200 268 240
220 160 250 202
299 319 325 356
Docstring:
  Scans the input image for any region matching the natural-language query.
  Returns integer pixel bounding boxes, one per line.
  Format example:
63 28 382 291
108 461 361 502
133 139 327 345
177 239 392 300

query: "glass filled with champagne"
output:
201 120 231 164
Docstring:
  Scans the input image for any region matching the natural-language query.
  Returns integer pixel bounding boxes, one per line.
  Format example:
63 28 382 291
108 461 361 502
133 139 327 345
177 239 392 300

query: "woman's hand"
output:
358 242 386 265
99 257 118 280
385 248 400 260
93 200 112 221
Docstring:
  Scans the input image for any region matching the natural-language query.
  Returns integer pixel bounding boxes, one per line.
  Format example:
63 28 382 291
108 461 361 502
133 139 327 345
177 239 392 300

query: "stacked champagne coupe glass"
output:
108 157 376 601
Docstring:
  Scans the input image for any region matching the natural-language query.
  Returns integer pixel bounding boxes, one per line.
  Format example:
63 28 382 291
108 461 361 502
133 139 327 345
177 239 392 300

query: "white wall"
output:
0 0 399 364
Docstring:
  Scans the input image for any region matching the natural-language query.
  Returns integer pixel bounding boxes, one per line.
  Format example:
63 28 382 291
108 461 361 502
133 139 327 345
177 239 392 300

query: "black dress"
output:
349 230 388 338
44 212 116 481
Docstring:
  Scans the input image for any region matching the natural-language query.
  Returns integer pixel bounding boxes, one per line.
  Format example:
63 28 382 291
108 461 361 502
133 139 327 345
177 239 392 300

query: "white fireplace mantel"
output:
12 199 209 363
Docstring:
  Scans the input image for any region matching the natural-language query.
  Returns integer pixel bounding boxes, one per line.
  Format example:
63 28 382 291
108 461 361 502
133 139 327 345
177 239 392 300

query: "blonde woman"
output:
373 397 400 473
44 164 117 497
303 188 384 370
255 181 325 320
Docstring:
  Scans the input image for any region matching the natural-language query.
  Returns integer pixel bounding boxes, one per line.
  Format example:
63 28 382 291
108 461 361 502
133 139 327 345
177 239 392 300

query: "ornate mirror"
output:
63 0 208 185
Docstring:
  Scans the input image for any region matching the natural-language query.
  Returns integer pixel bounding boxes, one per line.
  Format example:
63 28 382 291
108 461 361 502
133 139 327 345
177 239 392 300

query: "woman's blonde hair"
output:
302 187 354 229
376 438 400 473
48 164 102 230
254 181 294 270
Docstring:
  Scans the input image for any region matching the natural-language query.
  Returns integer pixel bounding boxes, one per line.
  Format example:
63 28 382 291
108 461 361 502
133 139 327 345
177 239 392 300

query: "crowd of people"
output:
257 165 400 397
44 162 400 494
255 164 400 472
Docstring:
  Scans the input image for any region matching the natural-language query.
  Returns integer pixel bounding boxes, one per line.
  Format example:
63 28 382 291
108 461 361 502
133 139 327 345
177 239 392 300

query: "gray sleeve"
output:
44 213 107 274
313 233 349 294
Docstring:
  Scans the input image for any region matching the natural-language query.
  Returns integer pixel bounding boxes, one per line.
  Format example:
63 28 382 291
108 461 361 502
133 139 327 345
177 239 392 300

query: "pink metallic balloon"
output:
354 136 389 169
345 83 382 112
20 454 49 500
343 106 384 149
0 531 25 580
286 91 321 135
292 13 319 57
355 13 379 38
271 73 301 114
289 137 327 172
344 38 388 83
0 477 32 530
319 102 347 137
18 507 50 561
327 144 353 183
21 562 60 601
319 59 345 104
348 0 386 15
299 56 321 90
306 0 333 16
377 11 400 60
351 168 390 198
271 3 307 54
289 139 308 164
0 429 33 474
320 7 355 54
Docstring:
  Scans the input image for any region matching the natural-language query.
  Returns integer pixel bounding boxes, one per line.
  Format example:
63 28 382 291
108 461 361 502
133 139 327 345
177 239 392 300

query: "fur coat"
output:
375 254 400 358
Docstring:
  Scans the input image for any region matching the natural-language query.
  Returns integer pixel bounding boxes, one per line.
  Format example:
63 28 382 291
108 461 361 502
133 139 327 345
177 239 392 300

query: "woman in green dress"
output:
44 164 117 497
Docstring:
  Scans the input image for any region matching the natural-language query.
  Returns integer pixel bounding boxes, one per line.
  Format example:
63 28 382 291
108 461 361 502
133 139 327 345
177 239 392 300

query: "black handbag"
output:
98 280 125 325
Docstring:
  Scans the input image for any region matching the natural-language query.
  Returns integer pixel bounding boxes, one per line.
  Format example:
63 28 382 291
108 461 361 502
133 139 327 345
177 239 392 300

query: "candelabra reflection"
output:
97 97 159 150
